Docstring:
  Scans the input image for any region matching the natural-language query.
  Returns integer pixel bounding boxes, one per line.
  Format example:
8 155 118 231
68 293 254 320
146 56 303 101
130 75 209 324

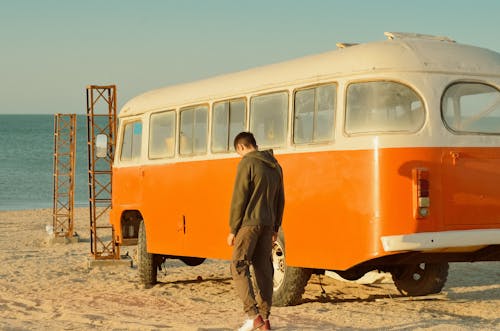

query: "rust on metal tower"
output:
52 114 77 238
86 85 119 259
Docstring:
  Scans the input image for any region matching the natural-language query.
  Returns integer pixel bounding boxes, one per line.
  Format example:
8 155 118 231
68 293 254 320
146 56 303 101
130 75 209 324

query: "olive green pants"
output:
231 225 274 319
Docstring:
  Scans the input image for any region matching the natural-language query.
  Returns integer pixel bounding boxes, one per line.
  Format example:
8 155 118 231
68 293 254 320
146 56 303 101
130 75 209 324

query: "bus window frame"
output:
119 118 144 164
148 109 177 160
441 80 500 136
211 97 248 154
343 79 427 136
179 103 210 157
249 90 290 150
292 82 338 146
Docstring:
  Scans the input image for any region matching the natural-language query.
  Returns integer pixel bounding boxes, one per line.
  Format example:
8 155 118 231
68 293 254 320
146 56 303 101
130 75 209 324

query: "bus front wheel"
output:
137 221 158 286
391 262 449 296
271 231 312 306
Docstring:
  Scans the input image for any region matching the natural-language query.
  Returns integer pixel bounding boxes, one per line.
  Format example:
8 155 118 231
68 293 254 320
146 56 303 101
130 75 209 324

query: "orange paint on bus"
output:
111 146 500 270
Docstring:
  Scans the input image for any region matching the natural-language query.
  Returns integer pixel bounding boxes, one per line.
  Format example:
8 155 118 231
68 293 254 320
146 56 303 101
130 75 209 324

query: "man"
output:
227 132 285 331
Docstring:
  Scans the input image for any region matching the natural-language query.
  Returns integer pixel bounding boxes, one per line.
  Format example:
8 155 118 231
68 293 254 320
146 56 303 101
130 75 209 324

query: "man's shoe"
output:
238 314 265 331
259 319 271 330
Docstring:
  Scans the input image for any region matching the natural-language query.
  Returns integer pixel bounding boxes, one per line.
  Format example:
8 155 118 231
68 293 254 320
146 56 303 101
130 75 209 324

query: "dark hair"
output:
233 132 257 150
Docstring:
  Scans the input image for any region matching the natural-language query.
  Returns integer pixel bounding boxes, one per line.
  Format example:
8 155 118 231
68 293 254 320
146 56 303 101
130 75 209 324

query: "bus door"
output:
442 148 500 228
441 82 500 228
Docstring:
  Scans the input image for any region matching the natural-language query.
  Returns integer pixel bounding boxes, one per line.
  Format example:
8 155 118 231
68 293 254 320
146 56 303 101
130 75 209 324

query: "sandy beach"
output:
0 208 498 330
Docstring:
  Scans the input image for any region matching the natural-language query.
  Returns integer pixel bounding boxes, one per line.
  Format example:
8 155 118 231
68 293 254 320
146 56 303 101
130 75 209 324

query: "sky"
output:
0 0 499 115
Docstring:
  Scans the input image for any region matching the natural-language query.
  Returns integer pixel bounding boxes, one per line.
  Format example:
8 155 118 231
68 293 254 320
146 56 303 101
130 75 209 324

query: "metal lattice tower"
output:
52 114 77 238
86 85 119 259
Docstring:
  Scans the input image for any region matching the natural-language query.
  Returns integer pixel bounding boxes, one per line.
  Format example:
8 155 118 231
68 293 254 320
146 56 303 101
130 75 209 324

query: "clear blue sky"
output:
1 0 499 114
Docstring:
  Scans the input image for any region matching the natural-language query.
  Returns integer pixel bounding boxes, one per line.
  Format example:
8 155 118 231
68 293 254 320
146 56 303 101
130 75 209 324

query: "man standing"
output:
227 132 285 331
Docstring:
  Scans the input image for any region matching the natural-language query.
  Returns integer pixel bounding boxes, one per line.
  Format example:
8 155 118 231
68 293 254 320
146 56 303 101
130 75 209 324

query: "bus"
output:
104 32 500 306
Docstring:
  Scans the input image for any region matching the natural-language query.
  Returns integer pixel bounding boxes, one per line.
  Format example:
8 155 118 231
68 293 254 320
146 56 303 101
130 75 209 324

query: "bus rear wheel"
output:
137 221 158 286
272 231 312 306
391 262 449 296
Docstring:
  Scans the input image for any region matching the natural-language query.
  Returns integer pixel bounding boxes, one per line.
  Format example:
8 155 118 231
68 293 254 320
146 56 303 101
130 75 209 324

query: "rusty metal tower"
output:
52 114 77 238
86 85 119 259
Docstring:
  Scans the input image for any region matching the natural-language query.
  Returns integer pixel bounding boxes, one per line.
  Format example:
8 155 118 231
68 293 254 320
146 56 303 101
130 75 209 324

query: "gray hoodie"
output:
229 150 285 235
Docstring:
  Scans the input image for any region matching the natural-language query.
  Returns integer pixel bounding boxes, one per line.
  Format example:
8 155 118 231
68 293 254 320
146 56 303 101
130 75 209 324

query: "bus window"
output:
345 81 425 134
294 84 336 144
442 82 500 134
180 105 208 155
149 111 176 159
120 121 142 161
250 91 288 148
212 99 246 152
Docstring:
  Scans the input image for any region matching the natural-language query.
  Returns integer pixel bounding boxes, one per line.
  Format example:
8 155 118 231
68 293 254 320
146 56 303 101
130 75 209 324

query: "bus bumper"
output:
381 229 500 252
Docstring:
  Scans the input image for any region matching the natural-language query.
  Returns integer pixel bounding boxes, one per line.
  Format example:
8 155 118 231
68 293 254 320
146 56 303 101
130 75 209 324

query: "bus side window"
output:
149 111 176 159
294 84 336 144
180 105 208 155
250 91 288 148
212 99 246 152
121 121 142 161
345 81 425 134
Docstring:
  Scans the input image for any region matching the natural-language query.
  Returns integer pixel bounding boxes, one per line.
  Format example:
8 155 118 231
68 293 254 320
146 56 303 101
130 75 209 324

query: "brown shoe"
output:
259 319 271 330
238 314 265 331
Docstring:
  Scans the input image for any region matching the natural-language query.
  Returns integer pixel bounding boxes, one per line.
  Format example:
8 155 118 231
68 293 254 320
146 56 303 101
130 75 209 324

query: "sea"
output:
0 115 90 210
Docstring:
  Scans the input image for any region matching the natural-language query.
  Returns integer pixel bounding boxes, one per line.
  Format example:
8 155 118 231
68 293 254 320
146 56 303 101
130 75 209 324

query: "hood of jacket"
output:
244 150 279 168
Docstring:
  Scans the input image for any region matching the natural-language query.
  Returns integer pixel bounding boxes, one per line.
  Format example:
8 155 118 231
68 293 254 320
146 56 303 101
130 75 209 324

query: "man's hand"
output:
227 233 235 246
272 232 278 243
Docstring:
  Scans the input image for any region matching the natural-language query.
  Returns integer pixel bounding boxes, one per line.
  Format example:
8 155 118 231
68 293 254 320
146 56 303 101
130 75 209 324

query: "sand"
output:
0 208 498 330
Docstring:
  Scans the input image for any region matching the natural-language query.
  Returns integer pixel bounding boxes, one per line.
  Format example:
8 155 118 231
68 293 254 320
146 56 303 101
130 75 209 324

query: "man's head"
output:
233 132 258 156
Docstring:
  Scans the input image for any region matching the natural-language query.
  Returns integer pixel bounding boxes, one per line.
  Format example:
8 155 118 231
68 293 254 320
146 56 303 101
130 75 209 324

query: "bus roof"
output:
120 33 500 118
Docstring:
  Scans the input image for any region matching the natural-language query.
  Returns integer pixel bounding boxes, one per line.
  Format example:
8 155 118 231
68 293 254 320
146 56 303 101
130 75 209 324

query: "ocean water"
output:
0 115 90 210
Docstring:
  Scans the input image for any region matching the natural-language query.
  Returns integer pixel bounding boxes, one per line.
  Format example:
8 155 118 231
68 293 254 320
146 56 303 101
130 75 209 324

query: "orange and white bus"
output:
106 32 500 306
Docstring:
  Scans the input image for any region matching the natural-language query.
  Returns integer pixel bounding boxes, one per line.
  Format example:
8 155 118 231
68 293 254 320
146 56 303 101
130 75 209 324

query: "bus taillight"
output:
413 168 430 218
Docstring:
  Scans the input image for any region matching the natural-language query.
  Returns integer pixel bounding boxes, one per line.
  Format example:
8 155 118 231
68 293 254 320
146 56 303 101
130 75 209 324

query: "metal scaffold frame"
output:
86 85 119 259
52 114 76 237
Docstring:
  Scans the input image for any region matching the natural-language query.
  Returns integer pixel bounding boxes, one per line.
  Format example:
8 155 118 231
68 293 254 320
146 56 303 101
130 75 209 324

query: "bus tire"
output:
391 262 449 296
180 257 206 266
272 231 312 306
137 221 158 286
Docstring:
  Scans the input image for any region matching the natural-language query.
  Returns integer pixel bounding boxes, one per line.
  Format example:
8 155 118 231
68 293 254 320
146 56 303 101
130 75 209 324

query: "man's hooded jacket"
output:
229 150 285 235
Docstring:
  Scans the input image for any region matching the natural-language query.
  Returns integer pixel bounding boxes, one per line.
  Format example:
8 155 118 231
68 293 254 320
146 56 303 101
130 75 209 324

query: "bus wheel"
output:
180 257 206 266
391 262 449 296
272 231 312 306
137 221 158 286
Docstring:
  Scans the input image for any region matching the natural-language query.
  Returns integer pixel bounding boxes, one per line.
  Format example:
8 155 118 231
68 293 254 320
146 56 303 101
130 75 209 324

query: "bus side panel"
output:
112 146 500 271
141 158 239 259
281 150 381 270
